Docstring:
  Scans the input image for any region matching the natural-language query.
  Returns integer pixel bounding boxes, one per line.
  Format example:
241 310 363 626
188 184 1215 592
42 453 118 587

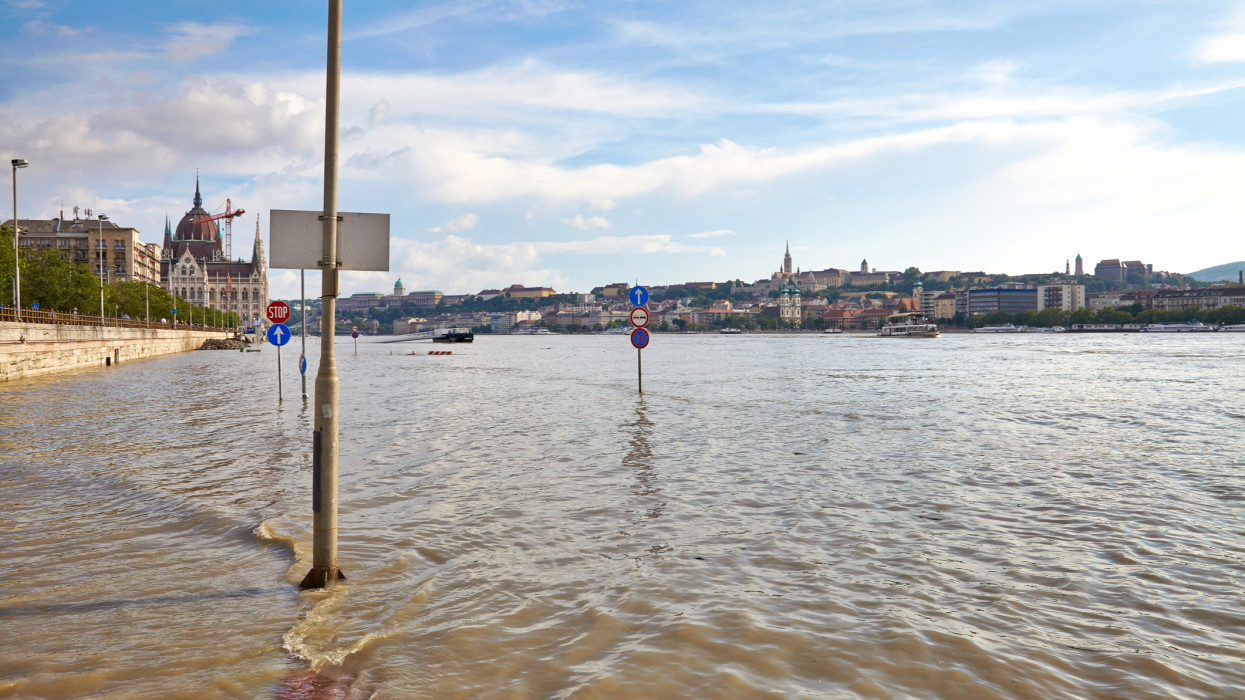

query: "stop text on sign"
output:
266 301 291 324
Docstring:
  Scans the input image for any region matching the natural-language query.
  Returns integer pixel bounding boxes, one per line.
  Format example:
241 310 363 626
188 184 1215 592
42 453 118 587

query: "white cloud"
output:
1195 31 1245 62
426 212 479 234
334 232 726 297
562 214 610 230
688 229 735 239
22 20 87 37
588 197 616 210
164 21 253 62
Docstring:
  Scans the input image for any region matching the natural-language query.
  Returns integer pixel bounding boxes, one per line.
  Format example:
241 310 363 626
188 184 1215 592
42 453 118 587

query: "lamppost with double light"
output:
97 213 108 323
11 158 28 321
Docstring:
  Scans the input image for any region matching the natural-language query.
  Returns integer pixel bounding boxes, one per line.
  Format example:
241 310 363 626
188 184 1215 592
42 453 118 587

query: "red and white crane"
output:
193 199 245 320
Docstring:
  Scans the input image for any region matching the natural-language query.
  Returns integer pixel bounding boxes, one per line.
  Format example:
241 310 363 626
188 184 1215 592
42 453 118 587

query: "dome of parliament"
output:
173 179 219 243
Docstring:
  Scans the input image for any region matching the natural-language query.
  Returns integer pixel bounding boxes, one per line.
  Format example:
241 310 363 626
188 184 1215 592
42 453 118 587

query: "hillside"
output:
1187 262 1245 282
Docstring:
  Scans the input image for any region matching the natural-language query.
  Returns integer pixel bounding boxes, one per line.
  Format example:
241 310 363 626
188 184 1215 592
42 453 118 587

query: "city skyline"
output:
3 1 1244 300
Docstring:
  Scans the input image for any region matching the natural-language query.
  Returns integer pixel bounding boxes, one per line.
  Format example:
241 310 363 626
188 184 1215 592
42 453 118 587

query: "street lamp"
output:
97 213 108 323
11 158 27 321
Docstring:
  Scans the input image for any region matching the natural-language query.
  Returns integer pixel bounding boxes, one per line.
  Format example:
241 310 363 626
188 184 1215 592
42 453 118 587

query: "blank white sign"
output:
269 209 390 271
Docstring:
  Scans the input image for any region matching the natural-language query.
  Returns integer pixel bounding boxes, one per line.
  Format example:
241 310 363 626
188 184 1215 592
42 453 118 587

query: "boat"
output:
877 313 939 337
1069 323 1143 332
823 328 842 334
1139 322 1213 333
720 328 743 334
432 331 474 343
1022 326 1066 333
603 327 630 335
1219 323 1245 332
972 324 1021 333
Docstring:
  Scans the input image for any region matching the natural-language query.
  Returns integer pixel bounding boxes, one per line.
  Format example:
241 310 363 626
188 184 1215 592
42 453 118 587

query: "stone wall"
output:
0 321 224 382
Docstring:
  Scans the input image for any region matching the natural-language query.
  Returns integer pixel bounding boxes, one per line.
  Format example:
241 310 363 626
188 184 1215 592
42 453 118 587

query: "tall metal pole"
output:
301 269 307 399
97 215 108 323
11 160 24 321
145 282 149 327
302 0 344 589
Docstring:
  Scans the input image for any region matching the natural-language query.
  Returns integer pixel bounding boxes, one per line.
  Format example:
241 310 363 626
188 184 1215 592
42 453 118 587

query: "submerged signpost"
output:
267 321 290 401
266 0 390 590
267 301 291 402
629 285 649 394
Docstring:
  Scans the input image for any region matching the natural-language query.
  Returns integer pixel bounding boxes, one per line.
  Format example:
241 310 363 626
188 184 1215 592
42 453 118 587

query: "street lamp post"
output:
145 282 150 328
97 214 109 324
11 158 28 321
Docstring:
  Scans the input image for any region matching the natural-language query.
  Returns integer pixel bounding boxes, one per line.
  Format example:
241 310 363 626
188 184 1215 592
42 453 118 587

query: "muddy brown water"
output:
1 333 1243 699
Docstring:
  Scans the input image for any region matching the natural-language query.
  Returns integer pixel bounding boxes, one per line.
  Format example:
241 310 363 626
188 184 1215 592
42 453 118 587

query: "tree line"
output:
1 233 242 326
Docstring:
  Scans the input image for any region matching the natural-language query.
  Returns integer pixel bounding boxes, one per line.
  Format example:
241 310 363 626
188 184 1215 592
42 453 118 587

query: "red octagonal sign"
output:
266 300 291 324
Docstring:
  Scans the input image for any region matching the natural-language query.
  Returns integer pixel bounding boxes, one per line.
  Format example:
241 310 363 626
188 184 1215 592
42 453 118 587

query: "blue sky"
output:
3 0 1244 299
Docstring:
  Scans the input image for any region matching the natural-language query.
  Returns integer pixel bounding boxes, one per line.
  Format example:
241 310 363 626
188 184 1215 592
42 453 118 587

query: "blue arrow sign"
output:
267 323 291 347
629 286 649 307
299 355 307 375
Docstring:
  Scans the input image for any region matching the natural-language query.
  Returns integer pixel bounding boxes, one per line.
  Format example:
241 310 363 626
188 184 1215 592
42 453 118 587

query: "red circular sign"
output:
630 307 650 328
265 301 290 324
631 328 650 349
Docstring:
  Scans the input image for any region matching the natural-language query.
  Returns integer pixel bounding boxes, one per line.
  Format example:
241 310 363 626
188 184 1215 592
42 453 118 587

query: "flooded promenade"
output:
1 334 1243 699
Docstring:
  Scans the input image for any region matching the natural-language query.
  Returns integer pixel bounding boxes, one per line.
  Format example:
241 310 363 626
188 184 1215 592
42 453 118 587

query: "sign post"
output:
267 322 291 401
629 286 649 395
300 270 307 399
351 325 359 353
266 302 294 403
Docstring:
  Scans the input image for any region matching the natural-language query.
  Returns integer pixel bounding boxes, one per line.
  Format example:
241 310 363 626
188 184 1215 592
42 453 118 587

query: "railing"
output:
0 305 227 331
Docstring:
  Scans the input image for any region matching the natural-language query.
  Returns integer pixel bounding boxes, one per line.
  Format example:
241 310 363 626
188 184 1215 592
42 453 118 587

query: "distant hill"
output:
1187 262 1245 283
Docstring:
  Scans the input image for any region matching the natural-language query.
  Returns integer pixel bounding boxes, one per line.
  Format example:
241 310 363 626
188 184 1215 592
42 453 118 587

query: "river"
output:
1 333 1243 699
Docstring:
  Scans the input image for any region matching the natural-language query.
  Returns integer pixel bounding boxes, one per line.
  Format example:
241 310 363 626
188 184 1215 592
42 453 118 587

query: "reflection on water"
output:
1 333 1244 699
624 400 664 522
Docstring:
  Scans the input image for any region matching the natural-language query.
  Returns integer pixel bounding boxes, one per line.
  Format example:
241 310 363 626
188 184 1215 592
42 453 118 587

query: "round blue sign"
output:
629 286 649 307
351 330 360 339
299 355 307 375
631 327 650 349
267 323 291 347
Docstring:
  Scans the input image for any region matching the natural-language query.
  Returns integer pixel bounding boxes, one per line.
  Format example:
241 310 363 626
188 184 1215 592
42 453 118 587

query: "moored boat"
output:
972 324 1021 333
720 328 743 334
878 313 939 337
1139 322 1213 333
1219 323 1245 332
432 331 474 343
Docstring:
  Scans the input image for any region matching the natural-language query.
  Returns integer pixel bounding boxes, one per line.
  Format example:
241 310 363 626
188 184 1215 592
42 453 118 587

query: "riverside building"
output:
6 207 162 285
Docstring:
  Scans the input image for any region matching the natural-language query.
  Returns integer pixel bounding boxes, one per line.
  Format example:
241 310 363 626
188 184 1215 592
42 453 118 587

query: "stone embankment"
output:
0 321 224 382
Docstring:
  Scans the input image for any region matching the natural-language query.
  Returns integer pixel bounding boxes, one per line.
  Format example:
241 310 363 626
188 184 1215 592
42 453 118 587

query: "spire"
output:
252 213 266 267
193 172 202 209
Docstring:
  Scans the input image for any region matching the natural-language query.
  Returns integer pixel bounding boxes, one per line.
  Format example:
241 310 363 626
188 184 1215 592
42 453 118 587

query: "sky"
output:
2 0 1244 300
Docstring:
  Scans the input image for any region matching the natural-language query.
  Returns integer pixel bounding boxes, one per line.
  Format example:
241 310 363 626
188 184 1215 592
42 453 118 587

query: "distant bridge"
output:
380 327 472 343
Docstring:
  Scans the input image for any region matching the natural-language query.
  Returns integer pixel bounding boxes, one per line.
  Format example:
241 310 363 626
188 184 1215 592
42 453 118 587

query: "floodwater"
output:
1 333 1243 699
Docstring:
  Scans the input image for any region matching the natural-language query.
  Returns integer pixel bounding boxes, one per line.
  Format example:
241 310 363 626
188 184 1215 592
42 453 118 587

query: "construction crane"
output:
193 199 245 324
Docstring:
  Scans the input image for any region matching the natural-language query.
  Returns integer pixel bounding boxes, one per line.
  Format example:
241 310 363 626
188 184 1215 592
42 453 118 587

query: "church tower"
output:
1074 254 1084 277
783 241 793 275
861 258 869 274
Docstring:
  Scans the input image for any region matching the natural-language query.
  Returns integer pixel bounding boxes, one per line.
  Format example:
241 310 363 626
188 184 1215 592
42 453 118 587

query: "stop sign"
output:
266 301 291 324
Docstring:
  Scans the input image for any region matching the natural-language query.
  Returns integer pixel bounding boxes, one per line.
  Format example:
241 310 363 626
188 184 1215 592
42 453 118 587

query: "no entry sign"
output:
630 307 650 328
266 301 291 324
631 327 650 349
